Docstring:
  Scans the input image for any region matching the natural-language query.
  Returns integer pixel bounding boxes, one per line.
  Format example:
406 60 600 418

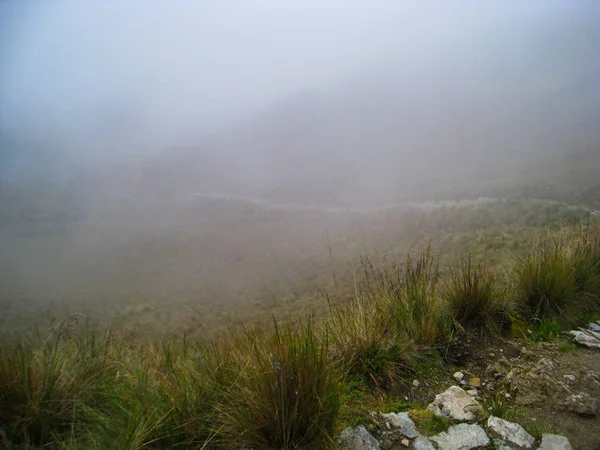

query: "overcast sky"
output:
1 1 598 150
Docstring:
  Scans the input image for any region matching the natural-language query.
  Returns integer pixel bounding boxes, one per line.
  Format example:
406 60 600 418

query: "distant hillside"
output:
132 50 600 207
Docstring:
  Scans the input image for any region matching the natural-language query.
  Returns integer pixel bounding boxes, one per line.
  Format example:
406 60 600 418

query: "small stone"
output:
413 435 436 450
401 438 410 447
466 389 478 397
453 371 465 381
460 380 467 385
538 434 573 450
563 374 575 382
337 425 380 450
490 353 496 357
487 416 535 449
505 393 511 399
469 377 482 388
430 423 489 450
413 379 420 388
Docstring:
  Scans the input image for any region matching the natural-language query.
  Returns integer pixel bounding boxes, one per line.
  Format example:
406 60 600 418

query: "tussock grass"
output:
445 256 513 335
218 320 341 450
2 222 600 448
512 225 600 326
0 319 117 447
328 293 413 389
389 246 452 345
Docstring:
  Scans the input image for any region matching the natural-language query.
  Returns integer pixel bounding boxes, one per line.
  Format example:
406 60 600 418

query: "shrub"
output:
445 256 513 335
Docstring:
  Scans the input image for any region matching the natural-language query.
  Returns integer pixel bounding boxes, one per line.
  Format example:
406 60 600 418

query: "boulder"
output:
427 386 485 421
537 434 573 450
430 423 490 450
337 425 380 450
487 416 535 449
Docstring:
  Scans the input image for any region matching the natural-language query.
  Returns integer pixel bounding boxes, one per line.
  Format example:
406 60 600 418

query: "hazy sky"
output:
1 1 598 150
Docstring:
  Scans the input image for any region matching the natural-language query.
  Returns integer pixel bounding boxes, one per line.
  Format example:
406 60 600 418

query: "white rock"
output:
537 434 573 450
487 416 535 449
337 425 380 450
413 435 436 450
413 379 421 388
427 386 485 421
430 423 490 450
466 389 478 397
569 329 600 349
453 371 465 381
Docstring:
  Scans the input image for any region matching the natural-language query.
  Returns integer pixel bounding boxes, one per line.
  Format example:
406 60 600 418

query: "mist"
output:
1 1 600 332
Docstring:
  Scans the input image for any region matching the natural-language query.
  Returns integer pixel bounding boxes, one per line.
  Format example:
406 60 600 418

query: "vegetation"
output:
1 219 600 448
444 256 513 335
512 226 600 327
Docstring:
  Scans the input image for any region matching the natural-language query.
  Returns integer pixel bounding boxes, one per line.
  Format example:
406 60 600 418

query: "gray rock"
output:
413 435 436 450
537 434 573 450
371 411 419 438
588 322 600 332
394 412 419 438
569 329 600 349
487 416 535 448
337 425 380 450
427 386 485 421
494 439 516 450
561 392 598 417
430 423 490 450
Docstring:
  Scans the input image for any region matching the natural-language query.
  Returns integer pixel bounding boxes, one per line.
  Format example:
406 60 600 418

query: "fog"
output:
1 1 600 332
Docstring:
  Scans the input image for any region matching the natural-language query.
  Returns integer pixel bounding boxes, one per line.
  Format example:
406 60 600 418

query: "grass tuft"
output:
218 319 341 450
445 256 513 335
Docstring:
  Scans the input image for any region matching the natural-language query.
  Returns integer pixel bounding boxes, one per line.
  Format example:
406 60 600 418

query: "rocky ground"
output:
338 321 600 450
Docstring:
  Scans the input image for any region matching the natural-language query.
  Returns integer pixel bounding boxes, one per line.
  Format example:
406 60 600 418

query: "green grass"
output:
328 291 414 390
408 409 452 436
445 256 513 335
483 392 521 422
0 321 118 447
392 246 452 345
217 320 341 450
512 225 600 327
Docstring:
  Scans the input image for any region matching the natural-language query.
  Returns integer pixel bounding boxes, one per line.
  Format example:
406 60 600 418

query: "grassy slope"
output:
2 206 599 448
